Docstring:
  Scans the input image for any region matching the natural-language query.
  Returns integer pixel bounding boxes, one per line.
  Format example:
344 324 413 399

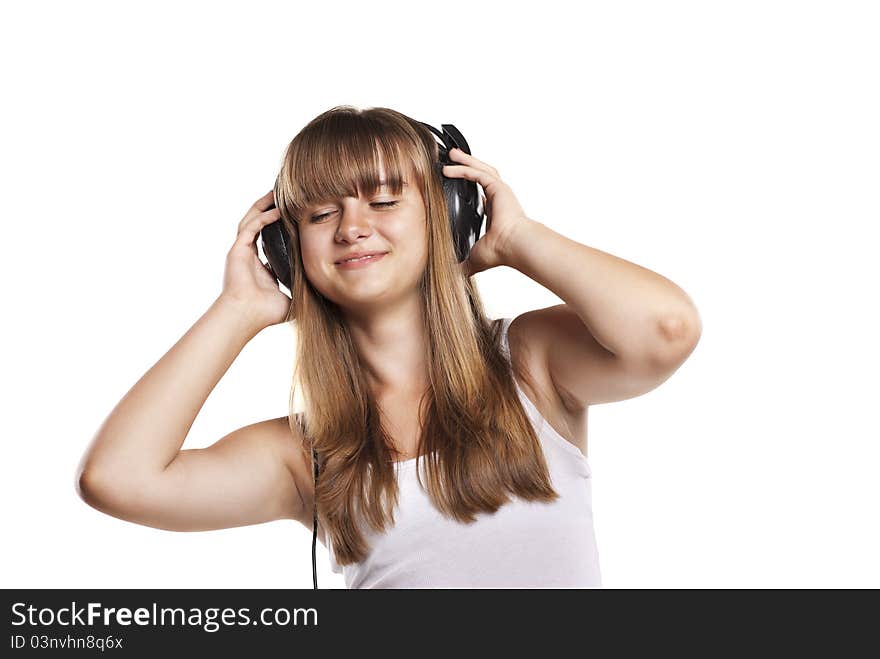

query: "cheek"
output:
388 212 428 250
298 231 325 262
297 238 326 280
398 224 429 277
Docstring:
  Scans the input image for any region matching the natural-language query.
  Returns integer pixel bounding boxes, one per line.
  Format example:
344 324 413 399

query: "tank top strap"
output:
499 317 539 415
499 316 515 362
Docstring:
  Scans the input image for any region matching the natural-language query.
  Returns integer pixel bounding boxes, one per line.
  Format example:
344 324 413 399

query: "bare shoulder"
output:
214 413 317 535
279 415 327 545
269 414 317 530
504 312 589 456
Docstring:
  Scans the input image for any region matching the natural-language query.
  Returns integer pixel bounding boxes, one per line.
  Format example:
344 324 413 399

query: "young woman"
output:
76 106 701 588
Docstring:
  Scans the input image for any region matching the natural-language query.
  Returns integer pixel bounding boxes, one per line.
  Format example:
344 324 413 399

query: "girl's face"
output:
298 163 428 313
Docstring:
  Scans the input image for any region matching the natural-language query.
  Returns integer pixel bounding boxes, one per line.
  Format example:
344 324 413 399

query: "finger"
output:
449 148 500 177
253 189 276 211
442 163 502 195
238 205 280 242
237 190 277 233
236 205 281 245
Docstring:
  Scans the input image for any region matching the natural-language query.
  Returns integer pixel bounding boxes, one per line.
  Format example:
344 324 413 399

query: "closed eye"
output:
311 201 399 223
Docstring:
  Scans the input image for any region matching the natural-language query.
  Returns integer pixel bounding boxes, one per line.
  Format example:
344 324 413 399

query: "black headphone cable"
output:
312 445 319 589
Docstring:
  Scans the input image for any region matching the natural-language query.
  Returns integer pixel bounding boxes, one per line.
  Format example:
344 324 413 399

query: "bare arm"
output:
79 411 305 532
500 222 701 410
75 190 303 531
442 148 700 411
75 297 306 532
76 296 260 486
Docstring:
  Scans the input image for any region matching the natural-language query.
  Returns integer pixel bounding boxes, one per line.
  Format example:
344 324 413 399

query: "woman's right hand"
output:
218 190 293 331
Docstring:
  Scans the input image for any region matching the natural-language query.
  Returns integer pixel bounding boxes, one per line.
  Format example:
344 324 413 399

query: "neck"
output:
342 295 430 396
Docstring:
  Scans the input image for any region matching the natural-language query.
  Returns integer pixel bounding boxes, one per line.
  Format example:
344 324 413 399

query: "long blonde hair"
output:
273 105 559 565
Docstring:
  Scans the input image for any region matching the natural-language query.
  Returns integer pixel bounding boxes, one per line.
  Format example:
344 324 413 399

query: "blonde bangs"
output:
274 108 432 226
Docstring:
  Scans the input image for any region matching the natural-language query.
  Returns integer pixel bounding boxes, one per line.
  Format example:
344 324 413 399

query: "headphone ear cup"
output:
419 120 486 264
444 177 484 264
258 204 293 293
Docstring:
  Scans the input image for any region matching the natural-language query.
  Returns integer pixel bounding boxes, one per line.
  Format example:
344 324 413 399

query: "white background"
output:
2 0 878 589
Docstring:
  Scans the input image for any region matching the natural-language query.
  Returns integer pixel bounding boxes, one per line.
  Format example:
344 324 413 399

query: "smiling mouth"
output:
335 252 388 268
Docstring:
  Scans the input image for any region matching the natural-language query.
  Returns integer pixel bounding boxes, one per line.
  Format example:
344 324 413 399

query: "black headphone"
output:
259 122 485 293
258 122 485 588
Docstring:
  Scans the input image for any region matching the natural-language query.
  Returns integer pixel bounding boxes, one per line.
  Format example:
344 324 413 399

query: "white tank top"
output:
325 317 602 588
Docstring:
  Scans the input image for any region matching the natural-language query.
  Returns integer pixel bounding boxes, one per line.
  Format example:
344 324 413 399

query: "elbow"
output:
75 447 105 504
654 312 702 367
75 466 152 527
75 463 175 531
75 461 132 514
658 309 701 342
75 465 112 510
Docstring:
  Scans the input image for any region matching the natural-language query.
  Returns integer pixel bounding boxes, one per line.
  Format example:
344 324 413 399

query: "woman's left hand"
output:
442 148 532 277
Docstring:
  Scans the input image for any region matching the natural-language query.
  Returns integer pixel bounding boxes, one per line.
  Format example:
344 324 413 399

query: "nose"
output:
334 199 374 244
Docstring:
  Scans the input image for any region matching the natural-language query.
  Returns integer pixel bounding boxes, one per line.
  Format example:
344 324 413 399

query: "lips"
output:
334 251 388 264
